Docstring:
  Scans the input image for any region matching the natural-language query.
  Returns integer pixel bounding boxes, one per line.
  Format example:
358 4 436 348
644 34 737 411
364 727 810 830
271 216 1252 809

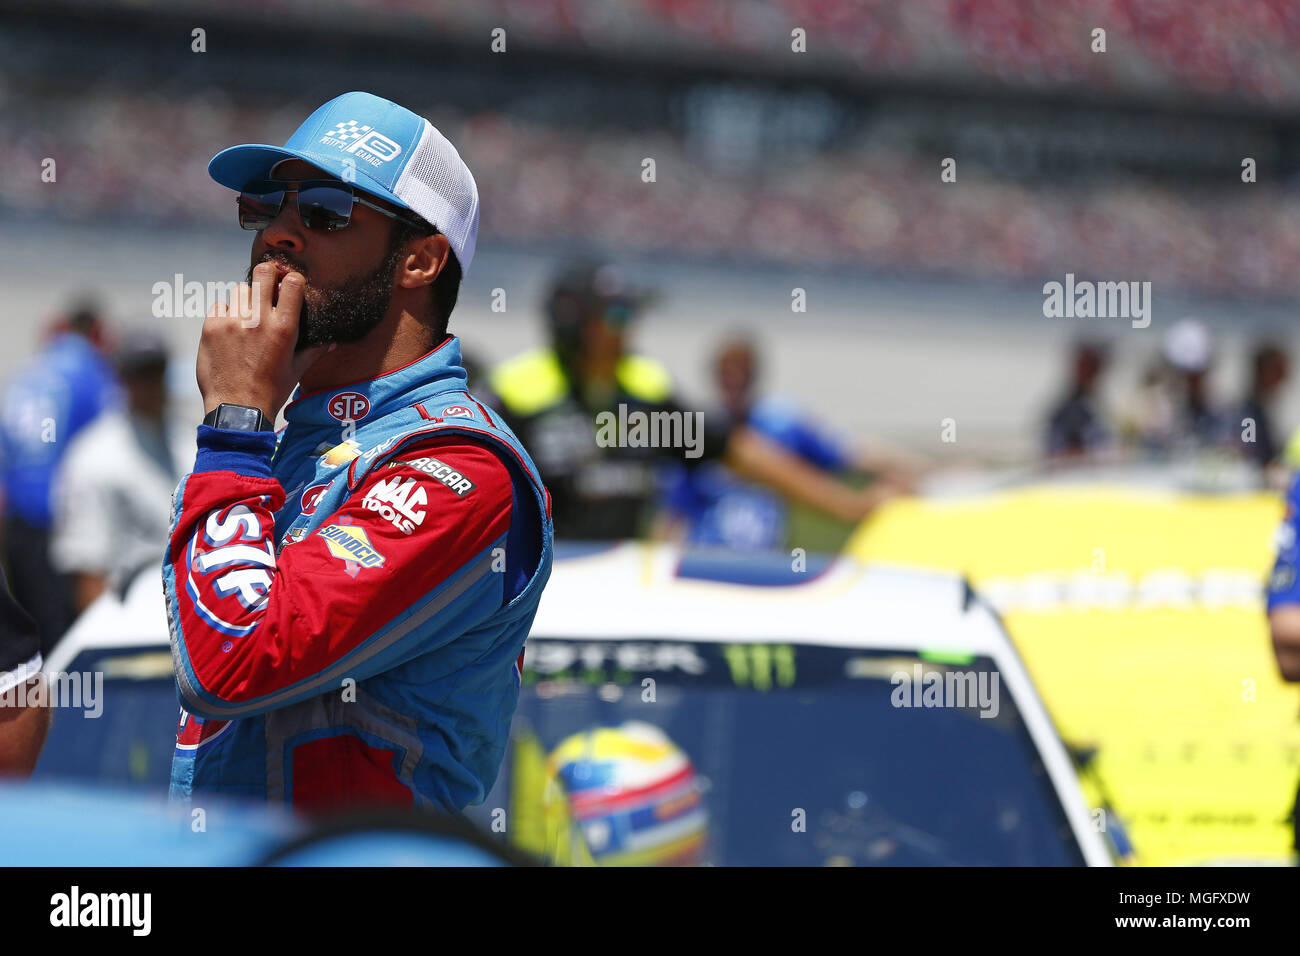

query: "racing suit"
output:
164 336 553 813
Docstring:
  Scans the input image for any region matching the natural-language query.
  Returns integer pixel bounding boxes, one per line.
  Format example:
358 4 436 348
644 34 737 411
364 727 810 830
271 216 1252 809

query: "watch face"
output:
216 404 266 431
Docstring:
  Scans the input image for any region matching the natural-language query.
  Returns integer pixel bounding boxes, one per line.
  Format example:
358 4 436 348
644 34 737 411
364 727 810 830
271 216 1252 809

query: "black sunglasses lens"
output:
237 187 284 231
297 183 354 231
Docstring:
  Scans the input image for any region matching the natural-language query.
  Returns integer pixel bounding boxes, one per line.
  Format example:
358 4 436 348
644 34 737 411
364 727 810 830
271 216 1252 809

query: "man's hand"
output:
196 263 330 420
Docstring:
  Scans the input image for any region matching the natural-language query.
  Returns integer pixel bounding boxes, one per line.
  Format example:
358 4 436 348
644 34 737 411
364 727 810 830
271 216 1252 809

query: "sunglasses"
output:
237 179 429 233
600 299 637 328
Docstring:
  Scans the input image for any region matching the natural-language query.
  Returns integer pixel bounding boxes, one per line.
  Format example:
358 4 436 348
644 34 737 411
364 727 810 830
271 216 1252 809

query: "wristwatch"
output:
203 403 273 432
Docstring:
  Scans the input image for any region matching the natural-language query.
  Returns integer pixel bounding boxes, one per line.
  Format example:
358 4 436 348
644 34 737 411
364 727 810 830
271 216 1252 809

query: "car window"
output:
467 640 1085 866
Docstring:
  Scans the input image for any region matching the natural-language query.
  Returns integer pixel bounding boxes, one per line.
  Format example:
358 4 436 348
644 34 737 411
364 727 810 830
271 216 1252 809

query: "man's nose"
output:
260 189 307 252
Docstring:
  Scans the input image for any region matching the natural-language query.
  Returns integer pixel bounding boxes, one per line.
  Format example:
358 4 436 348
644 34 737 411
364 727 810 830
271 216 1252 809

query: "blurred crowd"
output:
64 0 1300 106
1043 319 1294 472
4 91 1300 301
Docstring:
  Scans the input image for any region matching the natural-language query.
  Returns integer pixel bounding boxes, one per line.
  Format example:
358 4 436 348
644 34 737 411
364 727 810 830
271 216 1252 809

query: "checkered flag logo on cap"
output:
327 120 372 143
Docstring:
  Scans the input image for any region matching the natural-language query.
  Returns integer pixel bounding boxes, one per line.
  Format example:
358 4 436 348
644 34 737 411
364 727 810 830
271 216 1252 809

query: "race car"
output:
37 541 1119 866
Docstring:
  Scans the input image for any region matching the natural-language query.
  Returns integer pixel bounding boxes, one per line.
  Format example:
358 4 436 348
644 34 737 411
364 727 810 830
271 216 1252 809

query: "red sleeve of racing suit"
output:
166 427 514 720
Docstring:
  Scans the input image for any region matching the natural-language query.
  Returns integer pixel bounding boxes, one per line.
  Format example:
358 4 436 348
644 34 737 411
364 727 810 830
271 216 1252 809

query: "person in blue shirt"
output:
657 336 922 551
0 301 119 652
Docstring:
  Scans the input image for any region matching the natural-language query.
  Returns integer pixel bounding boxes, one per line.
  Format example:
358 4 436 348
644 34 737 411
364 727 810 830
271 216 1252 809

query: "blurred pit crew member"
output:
1126 320 1230 458
1044 340 1112 460
1164 319 1230 453
1235 342 1289 469
0 299 118 653
0 566 50 776
657 335 925 551
488 262 903 540
164 92 552 814
50 330 196 613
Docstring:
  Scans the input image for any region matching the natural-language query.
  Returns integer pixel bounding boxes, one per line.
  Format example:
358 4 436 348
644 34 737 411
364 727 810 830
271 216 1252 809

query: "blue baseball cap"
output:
209 91 480 273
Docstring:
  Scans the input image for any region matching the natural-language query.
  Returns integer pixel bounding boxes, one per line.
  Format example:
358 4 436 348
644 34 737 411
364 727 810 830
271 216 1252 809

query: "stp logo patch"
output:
300 483 330 515
328 392 371 422
442 405 473 418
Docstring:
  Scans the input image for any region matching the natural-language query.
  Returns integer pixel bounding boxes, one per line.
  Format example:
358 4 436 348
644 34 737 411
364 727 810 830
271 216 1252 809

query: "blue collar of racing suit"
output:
281 335 468 435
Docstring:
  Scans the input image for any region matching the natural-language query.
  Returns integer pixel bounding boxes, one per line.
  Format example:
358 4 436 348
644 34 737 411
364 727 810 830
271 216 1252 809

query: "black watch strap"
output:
203 403 273 432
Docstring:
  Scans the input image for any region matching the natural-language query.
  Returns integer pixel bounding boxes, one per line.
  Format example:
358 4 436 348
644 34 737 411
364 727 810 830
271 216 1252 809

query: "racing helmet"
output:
543 721 708 866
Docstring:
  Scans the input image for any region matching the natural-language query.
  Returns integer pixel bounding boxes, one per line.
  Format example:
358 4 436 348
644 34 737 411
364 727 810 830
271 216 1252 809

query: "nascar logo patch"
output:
393 456 477 497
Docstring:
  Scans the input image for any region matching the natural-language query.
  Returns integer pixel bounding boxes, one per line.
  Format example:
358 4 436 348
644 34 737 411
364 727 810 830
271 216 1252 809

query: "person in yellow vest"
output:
488 261 901 540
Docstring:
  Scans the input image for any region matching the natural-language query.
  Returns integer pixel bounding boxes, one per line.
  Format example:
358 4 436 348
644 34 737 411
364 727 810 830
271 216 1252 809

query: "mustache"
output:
245 254 310 283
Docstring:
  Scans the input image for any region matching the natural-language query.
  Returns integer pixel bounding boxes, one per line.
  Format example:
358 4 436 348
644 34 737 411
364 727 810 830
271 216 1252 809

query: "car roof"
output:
52 543 1005 668
533 542 1005 656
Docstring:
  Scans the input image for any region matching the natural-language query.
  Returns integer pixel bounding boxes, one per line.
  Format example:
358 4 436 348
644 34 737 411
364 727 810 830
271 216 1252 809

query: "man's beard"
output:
247 234 405 350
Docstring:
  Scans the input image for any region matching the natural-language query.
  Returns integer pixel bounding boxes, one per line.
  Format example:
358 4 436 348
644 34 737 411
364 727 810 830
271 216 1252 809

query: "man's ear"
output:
397 232 451 290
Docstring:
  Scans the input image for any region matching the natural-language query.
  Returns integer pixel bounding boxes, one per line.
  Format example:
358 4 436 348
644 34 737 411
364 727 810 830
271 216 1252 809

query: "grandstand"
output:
4 0 1300 301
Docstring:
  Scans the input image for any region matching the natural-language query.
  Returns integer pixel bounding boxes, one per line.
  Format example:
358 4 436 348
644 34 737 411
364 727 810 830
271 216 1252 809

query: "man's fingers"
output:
275 272 306 332
252 262 277 324
236 281 257 326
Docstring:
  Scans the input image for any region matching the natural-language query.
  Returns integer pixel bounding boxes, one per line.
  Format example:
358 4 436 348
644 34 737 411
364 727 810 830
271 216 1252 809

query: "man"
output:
51 330 196 612
1044 341 1111 459
165 92 552 814
0 300 119 652
489 262 900 540
0 566 50 776
659 336 924 550
1163 318 1229 453
1236 342 1289 468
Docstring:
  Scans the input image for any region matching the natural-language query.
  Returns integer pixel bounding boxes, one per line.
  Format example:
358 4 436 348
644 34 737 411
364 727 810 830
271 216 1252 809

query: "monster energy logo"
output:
722 644 796 691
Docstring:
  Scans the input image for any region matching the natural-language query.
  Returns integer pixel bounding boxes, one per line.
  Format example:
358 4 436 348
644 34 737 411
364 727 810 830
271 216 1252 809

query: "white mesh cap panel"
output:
392 120 480 274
